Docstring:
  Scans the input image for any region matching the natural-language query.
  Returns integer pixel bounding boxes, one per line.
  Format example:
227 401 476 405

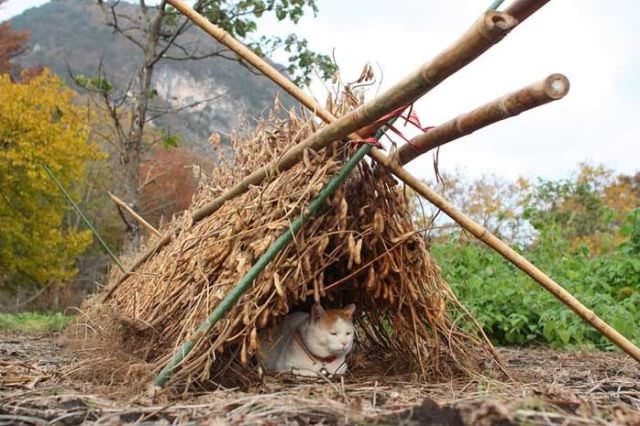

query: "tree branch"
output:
144 94 225 123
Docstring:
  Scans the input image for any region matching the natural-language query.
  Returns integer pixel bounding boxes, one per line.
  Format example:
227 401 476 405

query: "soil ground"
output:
1 332 639 425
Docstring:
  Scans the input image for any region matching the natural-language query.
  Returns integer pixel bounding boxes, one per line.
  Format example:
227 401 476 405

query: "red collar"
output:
294 330 337 364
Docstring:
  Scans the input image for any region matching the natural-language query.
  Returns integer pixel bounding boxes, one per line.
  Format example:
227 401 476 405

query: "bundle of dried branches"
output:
69 96 501 392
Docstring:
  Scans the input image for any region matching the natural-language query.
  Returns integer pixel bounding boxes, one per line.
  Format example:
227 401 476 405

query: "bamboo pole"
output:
392 73 570 165
154 143 374 387
108 192 162 238
505 0 552 22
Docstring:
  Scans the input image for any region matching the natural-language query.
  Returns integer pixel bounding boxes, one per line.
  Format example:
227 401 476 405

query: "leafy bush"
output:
432 209 640 350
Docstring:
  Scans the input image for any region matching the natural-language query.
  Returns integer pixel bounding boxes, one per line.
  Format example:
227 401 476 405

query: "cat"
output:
260 303 356 377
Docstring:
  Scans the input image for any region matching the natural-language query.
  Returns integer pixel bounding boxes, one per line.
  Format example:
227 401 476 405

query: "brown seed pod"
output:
233 212 245 233
240 340 248 365
316 235 330 255
354 238 363 265
374 280 383 298
242 304 251 325
315 270 325 292
435 297 446 321
258 308 270 328
373 210 385 235
347 233 356 269
339 197 348 230
273 272 285 297
365 265 375 290
380 256 391 278
276 294 289 313
248 327 258 355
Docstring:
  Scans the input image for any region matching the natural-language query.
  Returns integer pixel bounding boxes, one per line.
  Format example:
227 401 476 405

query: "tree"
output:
0 70 101 289
523 164 640 254
418 164 639 254
81 0 336 244
0 0 30 78
138 145 202 226
411 171 531 244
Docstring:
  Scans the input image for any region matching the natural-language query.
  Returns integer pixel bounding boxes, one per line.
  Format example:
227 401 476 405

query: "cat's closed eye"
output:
330 332 337 336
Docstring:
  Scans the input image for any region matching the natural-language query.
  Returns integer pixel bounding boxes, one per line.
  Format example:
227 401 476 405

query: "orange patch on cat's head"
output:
312 303 355 325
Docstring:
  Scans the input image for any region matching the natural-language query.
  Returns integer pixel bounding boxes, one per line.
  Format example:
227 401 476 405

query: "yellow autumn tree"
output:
0 70 100 289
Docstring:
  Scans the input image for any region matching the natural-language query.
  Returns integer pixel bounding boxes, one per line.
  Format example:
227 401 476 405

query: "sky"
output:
2 0 639 182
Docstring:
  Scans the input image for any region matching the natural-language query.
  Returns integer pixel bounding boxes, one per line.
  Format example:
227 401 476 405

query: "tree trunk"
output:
120 2 166 247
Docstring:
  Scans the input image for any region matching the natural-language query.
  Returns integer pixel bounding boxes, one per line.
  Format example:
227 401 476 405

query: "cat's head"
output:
307 303 356 356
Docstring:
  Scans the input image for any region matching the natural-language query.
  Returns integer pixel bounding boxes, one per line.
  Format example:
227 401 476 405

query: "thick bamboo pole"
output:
108 192 162 238
154 144 373 387
505 0 552 22
393 73 570 165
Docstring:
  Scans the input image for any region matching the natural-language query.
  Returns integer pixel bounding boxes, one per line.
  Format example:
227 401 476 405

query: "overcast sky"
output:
2 0 639 182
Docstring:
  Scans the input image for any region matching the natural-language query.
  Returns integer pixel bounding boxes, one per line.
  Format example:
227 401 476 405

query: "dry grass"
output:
67 94 502 392
2 334 638 425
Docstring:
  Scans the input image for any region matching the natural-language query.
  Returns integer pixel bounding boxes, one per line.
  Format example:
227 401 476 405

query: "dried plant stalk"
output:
74 104 500 391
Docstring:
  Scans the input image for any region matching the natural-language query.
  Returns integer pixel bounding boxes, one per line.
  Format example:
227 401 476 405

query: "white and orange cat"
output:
261 304 356 377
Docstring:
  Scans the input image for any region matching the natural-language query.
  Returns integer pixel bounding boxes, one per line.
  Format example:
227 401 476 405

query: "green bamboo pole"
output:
488 0 507 11
42 164 126 273
154 143 372 387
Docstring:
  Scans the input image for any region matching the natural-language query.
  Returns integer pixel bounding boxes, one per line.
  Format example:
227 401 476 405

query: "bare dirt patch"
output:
1 332 639 425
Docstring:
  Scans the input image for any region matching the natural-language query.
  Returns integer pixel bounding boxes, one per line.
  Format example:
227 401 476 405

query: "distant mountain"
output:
9 0 297 152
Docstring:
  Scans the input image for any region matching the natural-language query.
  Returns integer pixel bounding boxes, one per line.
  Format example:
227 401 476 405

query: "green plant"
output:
0 312 73 333
432 207 640 349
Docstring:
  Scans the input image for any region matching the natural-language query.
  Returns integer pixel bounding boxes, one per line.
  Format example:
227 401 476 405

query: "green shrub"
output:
433 209 640 349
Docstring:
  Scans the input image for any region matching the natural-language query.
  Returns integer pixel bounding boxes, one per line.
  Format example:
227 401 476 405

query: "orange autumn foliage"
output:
138 147 201 226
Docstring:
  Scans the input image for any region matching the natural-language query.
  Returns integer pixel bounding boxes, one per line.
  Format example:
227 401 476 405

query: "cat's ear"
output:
343 303 356 318
311 303 326 322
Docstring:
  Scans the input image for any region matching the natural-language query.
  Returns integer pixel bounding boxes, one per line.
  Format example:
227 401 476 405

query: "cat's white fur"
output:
261 304 355 377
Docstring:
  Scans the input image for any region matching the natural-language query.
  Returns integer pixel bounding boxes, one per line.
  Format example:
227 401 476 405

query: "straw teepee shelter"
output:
83 101 495 390
73 0 640 393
